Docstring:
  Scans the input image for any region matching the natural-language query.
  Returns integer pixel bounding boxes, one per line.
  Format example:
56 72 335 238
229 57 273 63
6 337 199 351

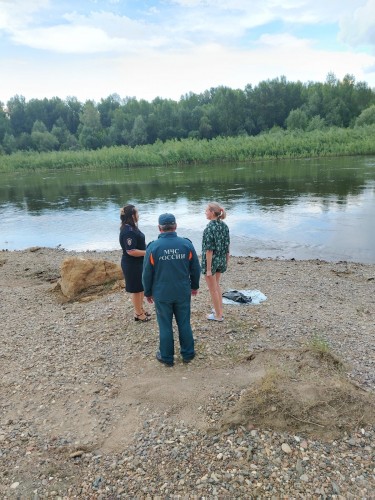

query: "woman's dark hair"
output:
120 204 136 229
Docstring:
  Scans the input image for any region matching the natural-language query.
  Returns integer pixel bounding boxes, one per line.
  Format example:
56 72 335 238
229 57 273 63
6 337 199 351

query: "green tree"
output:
0 102 10 142
353 80 375 114
31 131 59 152
65 97 82 135
285 109 308 130
355 104 375 126
294 71 374 128
145 112 159 144
7 95 32 136
304 83 324 119
178 92 204 138
78 101 104 150
2 132 17 154
51 118 79 150
209 86 247 136
16 132 33 151
107 107 129 146
32 120 48 133
97 94 121 128
199 115 213 139
27 99 50 131
306 115 326 131
151 98 180 141
246 77 305 134
31 120 59 151
51 118 69 146
129 115 147 146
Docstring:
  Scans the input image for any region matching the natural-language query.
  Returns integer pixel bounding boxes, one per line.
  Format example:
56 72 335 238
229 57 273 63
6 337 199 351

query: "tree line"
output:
1 73 375 155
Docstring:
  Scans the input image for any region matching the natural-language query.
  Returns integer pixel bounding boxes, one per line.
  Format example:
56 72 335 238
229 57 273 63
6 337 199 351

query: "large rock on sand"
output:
58 257 123 299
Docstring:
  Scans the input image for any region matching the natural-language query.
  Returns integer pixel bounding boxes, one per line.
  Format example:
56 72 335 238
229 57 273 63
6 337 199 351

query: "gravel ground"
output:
0 247 374 499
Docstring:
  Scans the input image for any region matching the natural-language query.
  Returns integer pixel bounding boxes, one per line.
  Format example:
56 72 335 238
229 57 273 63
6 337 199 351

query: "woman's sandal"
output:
134 312 151 322
207 312 224 322
142 309 151 317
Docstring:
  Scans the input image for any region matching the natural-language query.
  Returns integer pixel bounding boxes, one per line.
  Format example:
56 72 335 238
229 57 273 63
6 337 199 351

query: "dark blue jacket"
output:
142 232 201 302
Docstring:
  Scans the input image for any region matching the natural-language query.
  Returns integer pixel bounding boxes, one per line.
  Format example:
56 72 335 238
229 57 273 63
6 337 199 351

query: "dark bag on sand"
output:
222 290 252 304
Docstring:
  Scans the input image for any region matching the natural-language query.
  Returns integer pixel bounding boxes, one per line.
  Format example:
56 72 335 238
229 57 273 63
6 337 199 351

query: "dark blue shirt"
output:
142 232 201 301
119 224 146 263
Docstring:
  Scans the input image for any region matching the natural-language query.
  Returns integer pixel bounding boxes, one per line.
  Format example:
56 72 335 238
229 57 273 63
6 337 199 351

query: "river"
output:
1 156 374 263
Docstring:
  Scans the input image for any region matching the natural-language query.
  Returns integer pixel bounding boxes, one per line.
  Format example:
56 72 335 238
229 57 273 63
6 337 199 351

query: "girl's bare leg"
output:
215 272 223 317
205 273 223 319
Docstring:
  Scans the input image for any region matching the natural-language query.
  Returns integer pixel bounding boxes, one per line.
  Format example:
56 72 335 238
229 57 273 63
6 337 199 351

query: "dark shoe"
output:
183 353 195 364
134 312 151 322
142 309 152 317
156 351 173 367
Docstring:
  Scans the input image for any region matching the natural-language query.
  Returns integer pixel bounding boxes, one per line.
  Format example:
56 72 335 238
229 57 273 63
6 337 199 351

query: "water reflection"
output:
0 157 374 263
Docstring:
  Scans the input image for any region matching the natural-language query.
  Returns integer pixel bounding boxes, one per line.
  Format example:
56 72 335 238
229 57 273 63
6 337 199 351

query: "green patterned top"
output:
201 219 230 275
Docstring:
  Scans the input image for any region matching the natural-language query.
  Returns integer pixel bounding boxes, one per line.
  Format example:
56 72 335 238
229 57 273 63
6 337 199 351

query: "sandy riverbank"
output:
1 247 374 498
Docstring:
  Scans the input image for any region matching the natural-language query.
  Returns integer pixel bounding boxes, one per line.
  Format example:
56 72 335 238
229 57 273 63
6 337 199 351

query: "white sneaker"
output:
207 313 224 322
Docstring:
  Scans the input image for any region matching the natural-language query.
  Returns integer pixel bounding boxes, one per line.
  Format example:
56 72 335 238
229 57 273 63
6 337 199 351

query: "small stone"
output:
332 481 341 494
70 450 85 458
281 443 292 454
296 459 304 475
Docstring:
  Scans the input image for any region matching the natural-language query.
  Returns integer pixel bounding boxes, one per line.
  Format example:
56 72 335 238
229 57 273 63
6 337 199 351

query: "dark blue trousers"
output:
154 297 195 365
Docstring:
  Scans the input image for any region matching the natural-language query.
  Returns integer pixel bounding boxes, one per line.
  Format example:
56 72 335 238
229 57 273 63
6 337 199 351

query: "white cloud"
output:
1 0 375 55
63 11 163 42
2 36 373 104
1 0 375 103
169 0 355 24
0 0 50 32
12 25 115 53
10 11 169 54
339 0 375 46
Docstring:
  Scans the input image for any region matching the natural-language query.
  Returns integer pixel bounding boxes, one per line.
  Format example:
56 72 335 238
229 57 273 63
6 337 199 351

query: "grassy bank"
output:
1 125 375 171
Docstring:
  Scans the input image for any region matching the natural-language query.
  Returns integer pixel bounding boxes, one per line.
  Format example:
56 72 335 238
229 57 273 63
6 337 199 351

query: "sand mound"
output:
220 348 375 440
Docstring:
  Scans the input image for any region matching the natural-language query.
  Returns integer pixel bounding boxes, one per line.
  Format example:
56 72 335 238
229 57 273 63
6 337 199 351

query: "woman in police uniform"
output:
119 204 151 322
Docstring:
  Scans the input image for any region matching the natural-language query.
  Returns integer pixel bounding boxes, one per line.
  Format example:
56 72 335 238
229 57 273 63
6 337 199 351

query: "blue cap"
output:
158 213 176 225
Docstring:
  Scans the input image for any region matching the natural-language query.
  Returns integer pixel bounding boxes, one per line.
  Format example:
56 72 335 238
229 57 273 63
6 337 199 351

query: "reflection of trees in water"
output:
0 157 373 214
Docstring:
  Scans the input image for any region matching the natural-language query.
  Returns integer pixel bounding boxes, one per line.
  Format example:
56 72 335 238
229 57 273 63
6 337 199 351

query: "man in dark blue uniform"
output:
142 213 201 366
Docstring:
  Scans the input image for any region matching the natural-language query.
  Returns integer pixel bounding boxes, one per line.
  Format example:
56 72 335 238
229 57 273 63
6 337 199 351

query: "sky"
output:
1 0 375 104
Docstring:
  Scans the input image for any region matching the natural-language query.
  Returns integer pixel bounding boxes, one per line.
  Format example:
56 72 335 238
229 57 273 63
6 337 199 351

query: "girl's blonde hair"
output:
207 202 226 220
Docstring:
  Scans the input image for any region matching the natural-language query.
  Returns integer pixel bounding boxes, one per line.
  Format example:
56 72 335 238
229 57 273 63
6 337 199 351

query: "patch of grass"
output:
2 125 375 172
258 368 283 391
220 350 375 439
102 278 118 290
195 342 207 356
223 342 245 360
309 334 330 355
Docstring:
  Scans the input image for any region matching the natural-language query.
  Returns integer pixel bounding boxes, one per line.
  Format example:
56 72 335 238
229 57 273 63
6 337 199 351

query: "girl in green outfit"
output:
201 202 230 322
